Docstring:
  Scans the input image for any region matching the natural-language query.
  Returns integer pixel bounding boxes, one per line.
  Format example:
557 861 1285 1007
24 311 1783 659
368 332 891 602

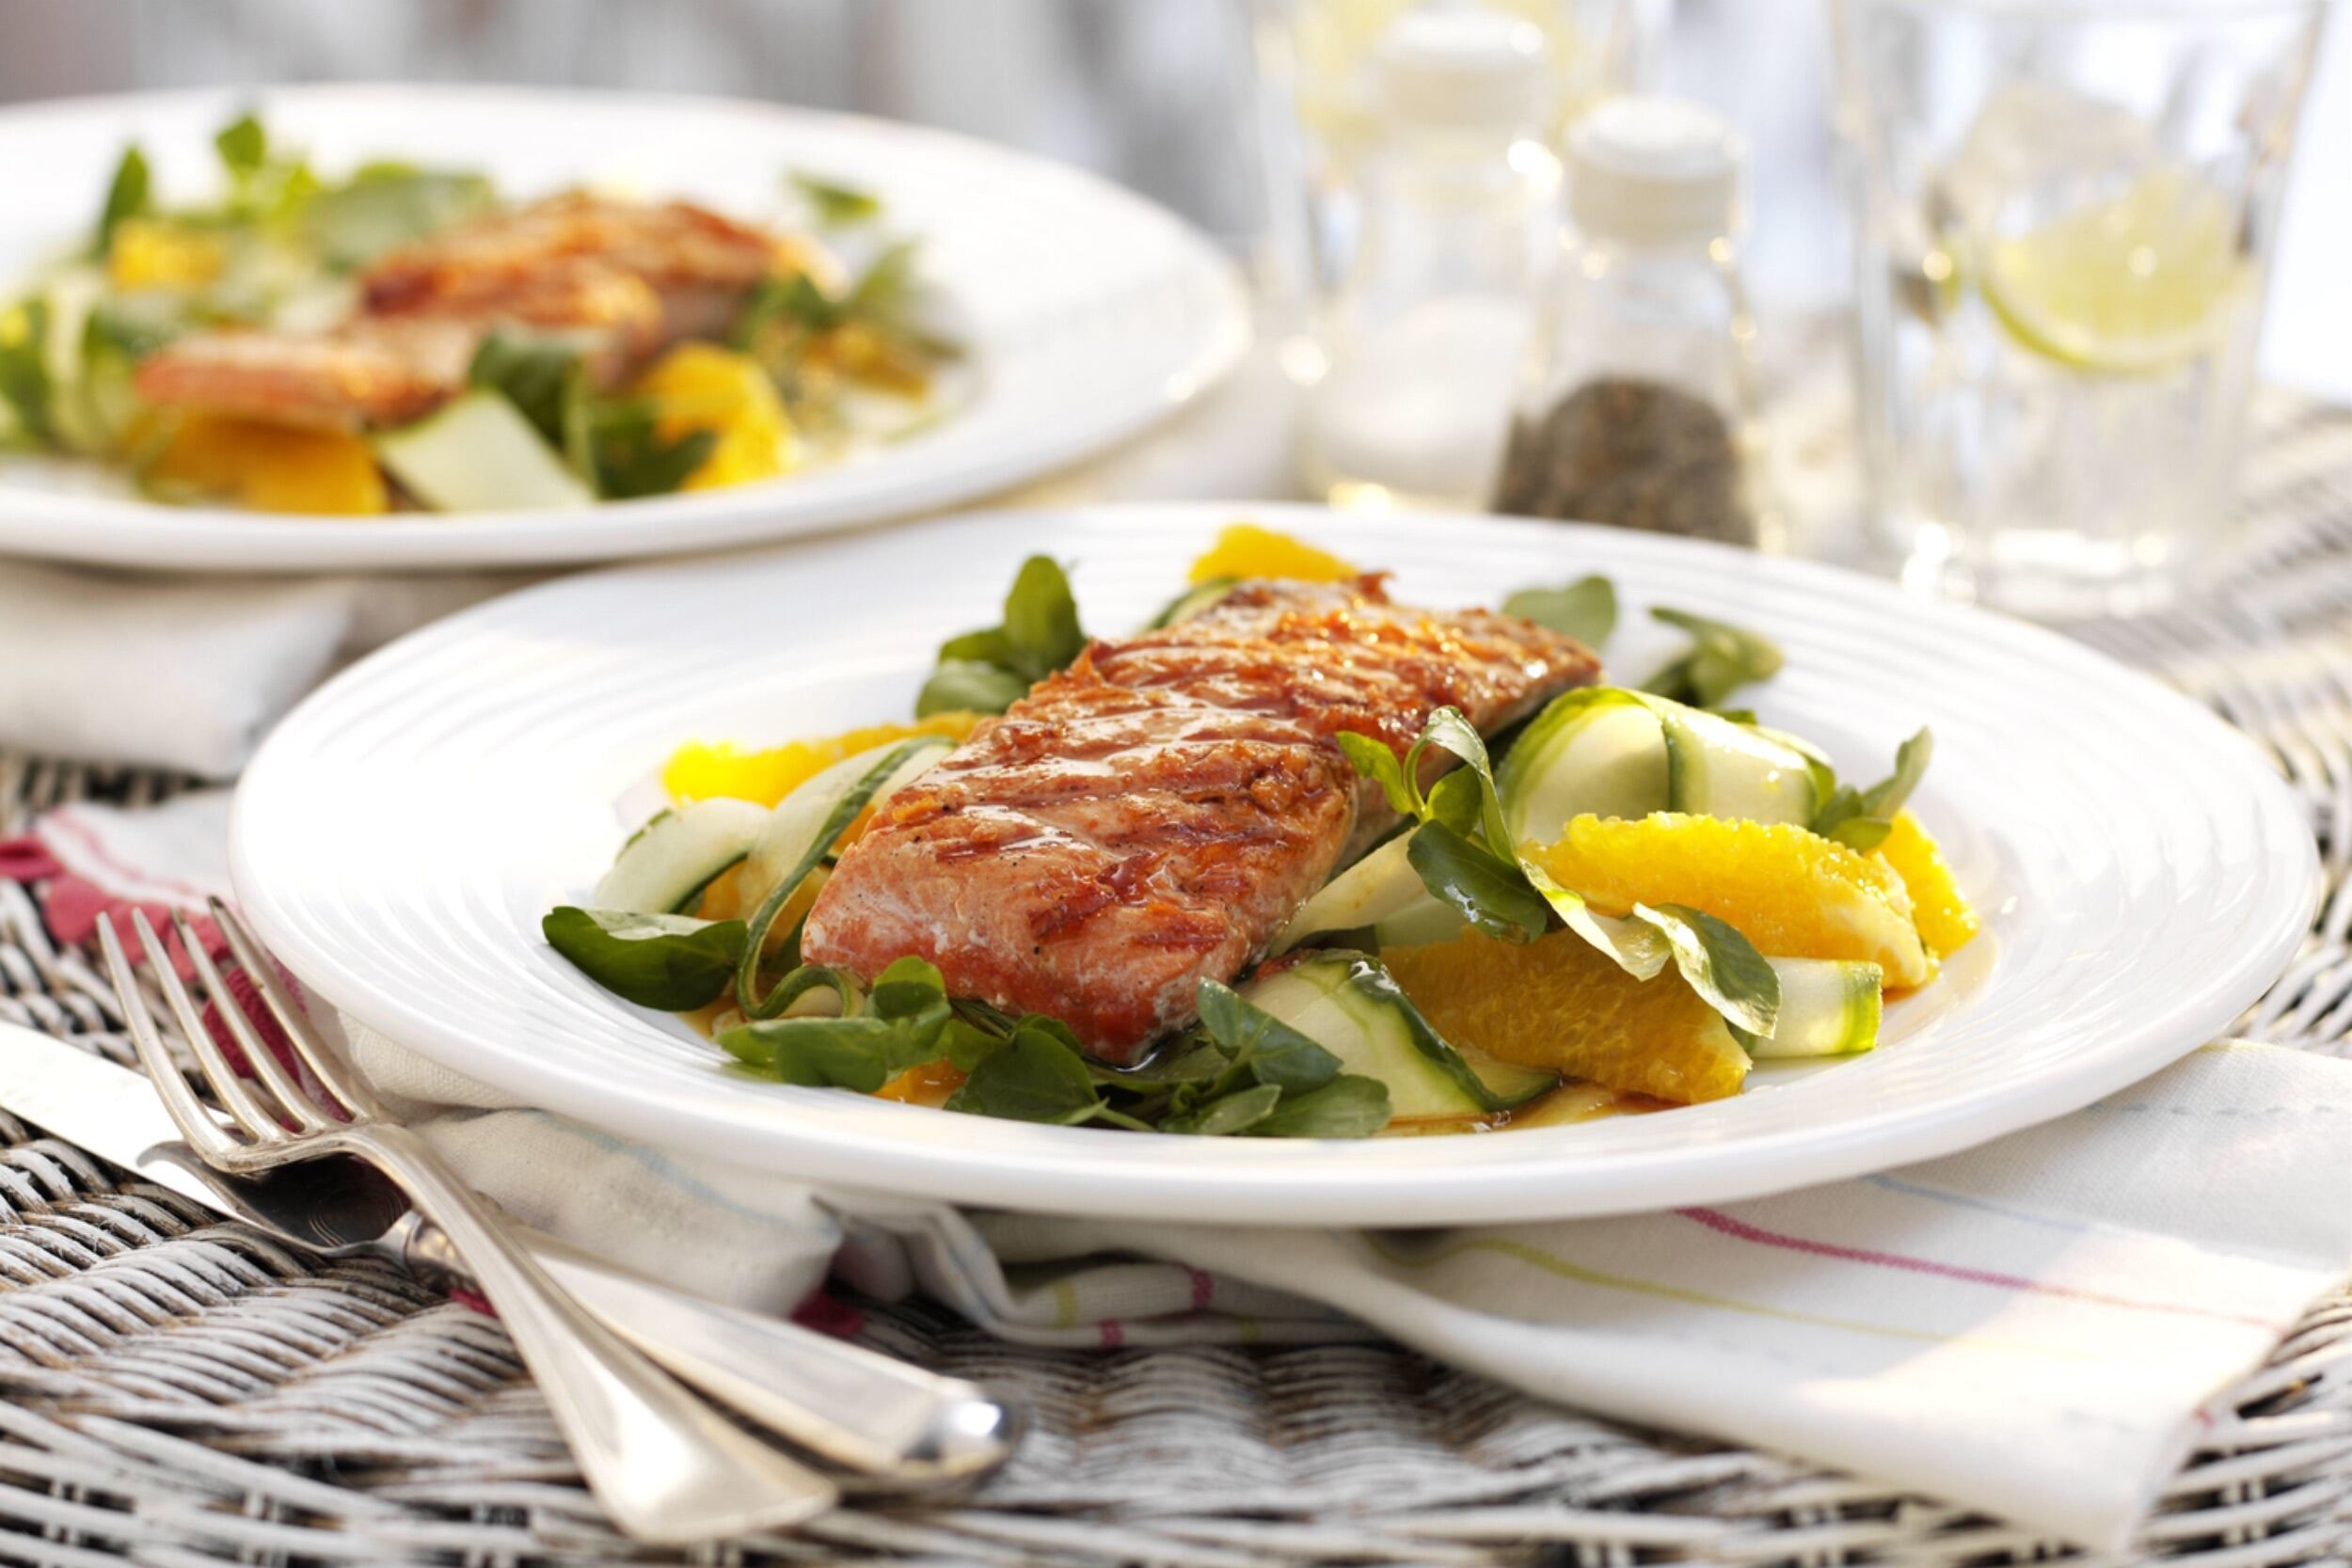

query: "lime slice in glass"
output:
1980 167 2247 376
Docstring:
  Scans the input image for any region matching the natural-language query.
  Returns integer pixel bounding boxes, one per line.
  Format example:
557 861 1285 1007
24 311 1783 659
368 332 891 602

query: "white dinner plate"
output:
0 85 1247 573
232 504 2319 1226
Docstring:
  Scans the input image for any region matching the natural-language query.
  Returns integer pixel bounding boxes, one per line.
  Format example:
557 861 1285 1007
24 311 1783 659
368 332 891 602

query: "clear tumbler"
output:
1832 0 2328 618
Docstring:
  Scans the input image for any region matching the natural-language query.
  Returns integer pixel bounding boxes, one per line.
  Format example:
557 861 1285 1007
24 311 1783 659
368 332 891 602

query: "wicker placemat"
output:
3 400 2351 1565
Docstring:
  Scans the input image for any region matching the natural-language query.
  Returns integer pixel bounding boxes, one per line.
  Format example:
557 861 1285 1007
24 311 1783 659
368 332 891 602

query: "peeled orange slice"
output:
1187 522 1358 585
1385 927 1748 1104
1876 811 1978 958
664 713 982 807
1524 812 1931 988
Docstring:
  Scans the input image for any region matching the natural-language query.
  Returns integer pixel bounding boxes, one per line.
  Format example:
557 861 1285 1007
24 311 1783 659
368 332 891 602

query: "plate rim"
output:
230 502 2323 1224
0 82 1251 574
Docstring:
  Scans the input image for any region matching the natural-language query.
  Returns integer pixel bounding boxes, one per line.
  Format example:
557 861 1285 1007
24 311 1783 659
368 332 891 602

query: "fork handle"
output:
399 1222 1017 1484
342 1122 836 1543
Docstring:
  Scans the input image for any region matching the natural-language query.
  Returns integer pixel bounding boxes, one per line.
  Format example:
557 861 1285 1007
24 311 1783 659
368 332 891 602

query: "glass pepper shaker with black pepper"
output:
1495 95 1778 547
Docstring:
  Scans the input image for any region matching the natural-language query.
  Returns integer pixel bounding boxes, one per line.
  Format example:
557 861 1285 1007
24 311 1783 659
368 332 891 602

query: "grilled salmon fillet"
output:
800 577 1599 1062
131 318 482 432
135 194 817 429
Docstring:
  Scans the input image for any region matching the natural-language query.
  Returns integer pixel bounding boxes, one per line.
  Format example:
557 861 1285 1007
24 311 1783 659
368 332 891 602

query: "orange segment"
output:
147 413 388 515
1877 811 1978 957
877 1057 968 1106
635 343 795 491
1385 928 1748 1104
1188 522 1358 585
663 713 984 808
1525 812 1931 988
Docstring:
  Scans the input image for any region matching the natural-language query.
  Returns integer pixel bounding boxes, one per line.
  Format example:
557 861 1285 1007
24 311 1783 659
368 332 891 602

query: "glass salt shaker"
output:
1298 5 1561 511
1495 95 1777 547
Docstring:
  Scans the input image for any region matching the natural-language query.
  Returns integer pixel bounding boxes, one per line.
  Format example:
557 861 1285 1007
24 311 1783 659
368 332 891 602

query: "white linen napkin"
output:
14 789 2352 1552
0 564 528 778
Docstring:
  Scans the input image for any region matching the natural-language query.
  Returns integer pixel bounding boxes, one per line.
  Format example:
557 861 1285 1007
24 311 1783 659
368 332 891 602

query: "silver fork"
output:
99 907 839 1544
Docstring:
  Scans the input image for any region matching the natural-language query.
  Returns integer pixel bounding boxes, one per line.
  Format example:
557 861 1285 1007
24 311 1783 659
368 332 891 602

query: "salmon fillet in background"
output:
799 576 1600 1064
133 193 815 431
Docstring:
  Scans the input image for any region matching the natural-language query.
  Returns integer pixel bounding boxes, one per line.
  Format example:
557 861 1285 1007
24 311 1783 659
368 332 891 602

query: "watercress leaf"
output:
1859 727 1933 820
1827 816 1893 851
845 240 921 324
940 1016 1008 1072
468 335 579 451
304 169 494 268
1196 979 1342 1092
543 906 746 1010
1645 608 1783 709
1095 1040 1231 1088
869 955 947 1020
1416 705 1512 852
93 145 151 255
790 170 884 226
1423 768 1483 836
214 112 268 177
936 626 1013 666
946 1022 1105 1125
1406 822 1549 942
1518 858 1671 980
998 556 1086 680
592 403 717 499
1335 731 1420 820
1163 1083 1282 1137
1633 902 1781 1037
1502 574 1617 648
1251 1073 1392 1138
916 658 1029 719
0 297 53 444
716 1012 946 1092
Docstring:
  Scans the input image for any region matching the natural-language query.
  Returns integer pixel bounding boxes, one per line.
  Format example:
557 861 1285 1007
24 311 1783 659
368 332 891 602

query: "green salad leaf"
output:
0 298 53 447
791 170 884 227
542 907 747 1011
92 145 151 255
916 660 1030 718
946 1020 1112 1125
1502 574 1617 648
1633 902 1781 1038
214 113 268 178
1161 1083 1284 1136
1406 821 1550 942
1195 979 1342 1092
1811 727 1933 849
917 555 1088 716
1644 608 1785 709
592 402 719 499
305 168 495 268
1253 1075 1392 1138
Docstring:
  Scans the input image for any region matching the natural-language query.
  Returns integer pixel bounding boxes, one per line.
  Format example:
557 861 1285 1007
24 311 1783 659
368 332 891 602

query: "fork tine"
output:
209 899 385 1119
131 910 283 1144
172 911 334 1135
96 914 248 1166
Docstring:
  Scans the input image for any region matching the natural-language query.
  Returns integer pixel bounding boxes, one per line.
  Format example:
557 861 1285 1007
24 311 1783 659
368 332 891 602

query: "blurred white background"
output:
0 0 2341 396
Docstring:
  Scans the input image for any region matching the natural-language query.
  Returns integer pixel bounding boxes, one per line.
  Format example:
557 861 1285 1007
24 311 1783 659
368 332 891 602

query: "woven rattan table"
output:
2 391 2350 1566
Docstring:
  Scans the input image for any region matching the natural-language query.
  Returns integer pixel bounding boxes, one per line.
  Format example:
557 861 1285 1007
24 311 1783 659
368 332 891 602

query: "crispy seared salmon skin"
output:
800 576 1599 1062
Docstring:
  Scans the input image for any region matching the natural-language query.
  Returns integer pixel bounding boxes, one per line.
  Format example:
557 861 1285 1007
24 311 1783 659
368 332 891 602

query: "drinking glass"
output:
1832 0 2328 618
1244 0 1670 334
